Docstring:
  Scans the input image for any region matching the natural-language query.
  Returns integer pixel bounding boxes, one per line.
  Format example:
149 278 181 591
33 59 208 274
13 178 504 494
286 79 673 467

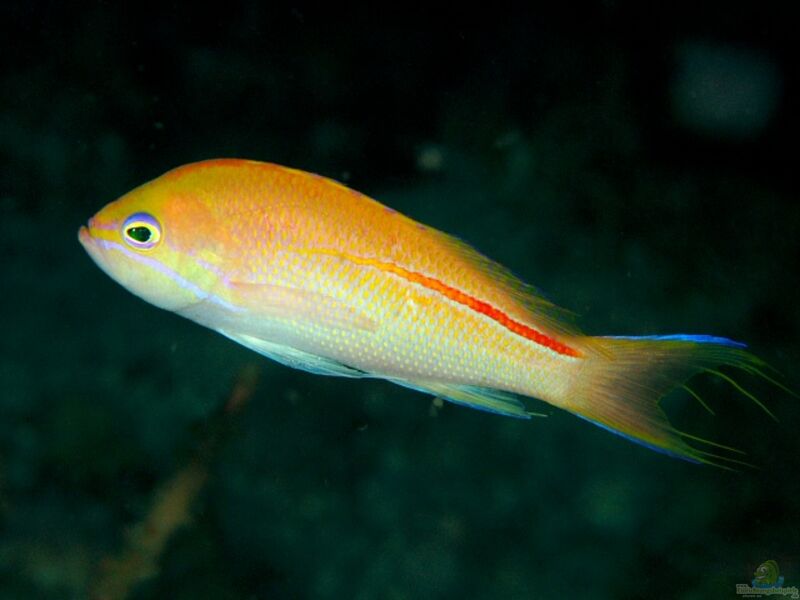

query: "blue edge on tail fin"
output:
586 334 749 463
428 334 750 463
571 414 698 461
604 334 747 349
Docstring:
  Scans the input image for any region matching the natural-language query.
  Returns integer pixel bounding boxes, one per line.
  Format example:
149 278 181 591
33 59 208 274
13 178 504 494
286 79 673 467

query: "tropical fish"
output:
79 159 777 466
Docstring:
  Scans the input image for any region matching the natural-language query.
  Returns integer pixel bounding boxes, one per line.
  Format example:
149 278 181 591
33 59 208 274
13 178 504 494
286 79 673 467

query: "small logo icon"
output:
753 559 784 588
736 559 798 598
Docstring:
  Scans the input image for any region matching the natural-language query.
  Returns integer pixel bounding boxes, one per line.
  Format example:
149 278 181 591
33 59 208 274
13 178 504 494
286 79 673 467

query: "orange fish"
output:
79 159 776 466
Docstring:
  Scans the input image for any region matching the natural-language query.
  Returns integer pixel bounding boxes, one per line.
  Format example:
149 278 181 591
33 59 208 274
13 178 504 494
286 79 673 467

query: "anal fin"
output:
392 380 540 419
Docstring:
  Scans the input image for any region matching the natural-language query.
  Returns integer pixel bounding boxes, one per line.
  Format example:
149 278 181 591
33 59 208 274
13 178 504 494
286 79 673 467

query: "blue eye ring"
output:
122 212 162 250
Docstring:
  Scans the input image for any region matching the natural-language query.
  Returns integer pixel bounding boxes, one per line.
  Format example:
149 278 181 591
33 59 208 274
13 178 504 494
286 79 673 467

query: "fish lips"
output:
78 223 118 282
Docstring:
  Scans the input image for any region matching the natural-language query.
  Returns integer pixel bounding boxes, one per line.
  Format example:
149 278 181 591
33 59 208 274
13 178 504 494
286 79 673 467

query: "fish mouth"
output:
78 223 106 267
78 225 92 247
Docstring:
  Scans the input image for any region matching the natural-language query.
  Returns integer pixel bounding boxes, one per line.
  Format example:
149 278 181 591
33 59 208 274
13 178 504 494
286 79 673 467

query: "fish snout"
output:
78 215 104 245
78 220 111 272
78 224 92 247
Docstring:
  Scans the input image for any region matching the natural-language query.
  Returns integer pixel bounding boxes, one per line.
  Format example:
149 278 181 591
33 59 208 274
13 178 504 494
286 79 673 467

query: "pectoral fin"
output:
227 280 377 332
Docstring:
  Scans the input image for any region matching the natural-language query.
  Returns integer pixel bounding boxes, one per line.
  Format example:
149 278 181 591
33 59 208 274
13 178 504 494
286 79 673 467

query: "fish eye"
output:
122 212 162 250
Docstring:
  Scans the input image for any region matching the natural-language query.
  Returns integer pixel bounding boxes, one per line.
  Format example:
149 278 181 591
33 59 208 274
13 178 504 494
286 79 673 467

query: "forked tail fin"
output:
560 334 781 468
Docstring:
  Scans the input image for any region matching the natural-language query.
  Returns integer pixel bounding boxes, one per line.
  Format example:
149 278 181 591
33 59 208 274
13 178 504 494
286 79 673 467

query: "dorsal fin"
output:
421 225 583 338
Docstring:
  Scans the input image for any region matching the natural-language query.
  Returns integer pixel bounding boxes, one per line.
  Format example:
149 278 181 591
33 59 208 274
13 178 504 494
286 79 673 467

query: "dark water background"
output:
1 4 798 599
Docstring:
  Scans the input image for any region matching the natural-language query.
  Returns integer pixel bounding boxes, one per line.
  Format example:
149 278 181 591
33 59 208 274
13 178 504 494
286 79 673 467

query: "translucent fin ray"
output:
391 379 535 419
559 336 777 468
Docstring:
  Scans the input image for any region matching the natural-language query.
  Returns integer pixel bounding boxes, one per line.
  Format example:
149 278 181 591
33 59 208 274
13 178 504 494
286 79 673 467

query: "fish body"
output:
79 159 771 465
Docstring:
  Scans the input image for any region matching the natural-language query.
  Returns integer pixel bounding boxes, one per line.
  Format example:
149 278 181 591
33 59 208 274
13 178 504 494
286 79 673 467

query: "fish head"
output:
79 172 223 312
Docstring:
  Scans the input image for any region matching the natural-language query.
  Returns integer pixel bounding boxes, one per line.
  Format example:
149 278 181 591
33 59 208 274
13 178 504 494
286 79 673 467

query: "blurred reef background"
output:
1 3 798 599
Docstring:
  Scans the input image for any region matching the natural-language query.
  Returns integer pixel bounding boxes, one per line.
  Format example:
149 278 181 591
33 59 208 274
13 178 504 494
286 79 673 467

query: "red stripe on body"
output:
316 250 581 358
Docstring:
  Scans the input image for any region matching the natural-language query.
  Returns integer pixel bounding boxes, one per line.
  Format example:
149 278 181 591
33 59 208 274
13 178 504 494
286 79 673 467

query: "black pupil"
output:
127 226 152 243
